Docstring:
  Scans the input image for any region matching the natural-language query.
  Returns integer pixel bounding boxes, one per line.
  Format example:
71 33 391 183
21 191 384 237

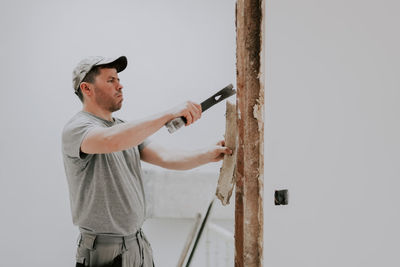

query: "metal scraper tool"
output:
165 84 236 133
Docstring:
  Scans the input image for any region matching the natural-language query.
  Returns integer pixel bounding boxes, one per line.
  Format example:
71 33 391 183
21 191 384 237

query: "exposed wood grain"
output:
235 0 264 266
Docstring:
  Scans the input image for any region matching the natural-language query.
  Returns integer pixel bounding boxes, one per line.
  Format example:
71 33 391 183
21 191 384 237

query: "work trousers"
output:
75 229 155 267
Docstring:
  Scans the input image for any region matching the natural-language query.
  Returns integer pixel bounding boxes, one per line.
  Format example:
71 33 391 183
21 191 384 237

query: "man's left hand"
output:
206 140 233 162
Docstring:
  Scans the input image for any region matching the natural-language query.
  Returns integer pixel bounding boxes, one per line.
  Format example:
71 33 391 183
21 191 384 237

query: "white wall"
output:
265 0 400 266
0 1 235 266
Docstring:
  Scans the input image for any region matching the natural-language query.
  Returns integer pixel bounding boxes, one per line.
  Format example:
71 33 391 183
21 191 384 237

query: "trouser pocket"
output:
75 234 90 266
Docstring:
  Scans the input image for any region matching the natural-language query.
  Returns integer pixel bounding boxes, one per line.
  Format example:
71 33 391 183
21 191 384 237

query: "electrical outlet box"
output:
274 189 288 205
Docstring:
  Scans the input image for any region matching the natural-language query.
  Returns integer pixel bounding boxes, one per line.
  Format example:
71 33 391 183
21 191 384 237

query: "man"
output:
62 56 232 267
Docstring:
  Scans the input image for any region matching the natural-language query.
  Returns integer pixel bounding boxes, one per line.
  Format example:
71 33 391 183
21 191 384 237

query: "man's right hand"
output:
169 101 202 126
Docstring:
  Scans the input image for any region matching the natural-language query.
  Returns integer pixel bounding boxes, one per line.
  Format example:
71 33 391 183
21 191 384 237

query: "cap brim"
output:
97 56 128 73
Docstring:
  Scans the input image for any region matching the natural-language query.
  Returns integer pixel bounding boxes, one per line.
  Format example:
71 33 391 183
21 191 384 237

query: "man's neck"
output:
83 104 113 122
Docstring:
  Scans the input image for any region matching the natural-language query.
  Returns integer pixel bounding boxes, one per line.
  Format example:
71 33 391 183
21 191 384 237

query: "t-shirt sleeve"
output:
138 138 152 151
62 117 97 159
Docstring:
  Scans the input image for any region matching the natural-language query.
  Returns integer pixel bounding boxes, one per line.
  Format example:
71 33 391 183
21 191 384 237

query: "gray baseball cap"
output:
72 56 128 92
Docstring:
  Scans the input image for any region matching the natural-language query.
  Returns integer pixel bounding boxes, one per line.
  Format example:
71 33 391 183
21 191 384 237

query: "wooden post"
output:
235 0 264 266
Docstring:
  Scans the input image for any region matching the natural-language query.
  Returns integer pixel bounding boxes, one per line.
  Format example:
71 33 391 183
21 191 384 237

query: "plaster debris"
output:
253 101 264 132
216 101 237 206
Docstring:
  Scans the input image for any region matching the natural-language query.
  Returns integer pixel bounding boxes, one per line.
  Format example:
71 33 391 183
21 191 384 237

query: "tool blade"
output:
165 84 236 133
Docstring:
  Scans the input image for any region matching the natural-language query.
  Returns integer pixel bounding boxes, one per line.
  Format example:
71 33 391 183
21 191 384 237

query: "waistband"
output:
78 229 145 248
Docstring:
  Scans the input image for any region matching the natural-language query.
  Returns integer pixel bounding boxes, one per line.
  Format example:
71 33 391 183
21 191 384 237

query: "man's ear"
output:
80 82 92 98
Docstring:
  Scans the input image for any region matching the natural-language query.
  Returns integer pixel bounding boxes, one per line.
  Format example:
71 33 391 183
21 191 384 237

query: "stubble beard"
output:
94 87 122 113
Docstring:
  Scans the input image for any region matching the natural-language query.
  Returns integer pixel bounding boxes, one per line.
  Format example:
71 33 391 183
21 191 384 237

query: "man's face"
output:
92 68 124 112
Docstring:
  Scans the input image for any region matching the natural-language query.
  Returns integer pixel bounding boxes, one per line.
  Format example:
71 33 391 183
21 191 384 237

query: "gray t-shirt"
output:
62 111 149 236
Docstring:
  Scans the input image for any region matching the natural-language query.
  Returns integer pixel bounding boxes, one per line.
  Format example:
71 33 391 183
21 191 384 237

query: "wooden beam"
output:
235 0 264 266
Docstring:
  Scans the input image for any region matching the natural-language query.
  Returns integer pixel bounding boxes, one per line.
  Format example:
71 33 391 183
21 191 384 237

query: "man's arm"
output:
81 101 201 154
140 141 233 170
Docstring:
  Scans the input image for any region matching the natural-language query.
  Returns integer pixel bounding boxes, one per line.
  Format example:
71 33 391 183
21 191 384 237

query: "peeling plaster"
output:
253 101 264 132
216 101 238 206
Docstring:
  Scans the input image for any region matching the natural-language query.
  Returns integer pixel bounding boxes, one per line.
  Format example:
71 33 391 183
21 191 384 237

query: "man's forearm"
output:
81 101 202 155
157 148 209 170
104 112 174 152
81 111 174 154
140 141 231 170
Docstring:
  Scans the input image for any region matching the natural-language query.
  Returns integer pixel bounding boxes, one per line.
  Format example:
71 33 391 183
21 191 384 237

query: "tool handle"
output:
165 117 186 133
